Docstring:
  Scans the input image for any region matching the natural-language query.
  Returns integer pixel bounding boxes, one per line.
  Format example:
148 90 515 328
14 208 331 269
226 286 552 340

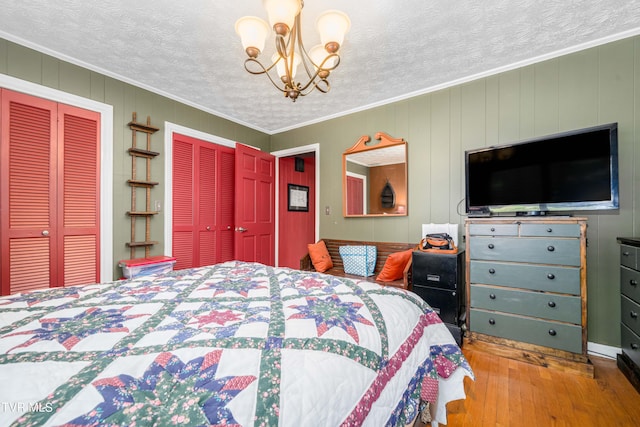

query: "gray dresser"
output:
465 217 592 376
617 237 640 392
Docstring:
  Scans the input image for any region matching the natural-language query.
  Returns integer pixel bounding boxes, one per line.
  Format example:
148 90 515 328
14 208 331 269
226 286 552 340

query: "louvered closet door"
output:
172 133 234 270
0 89 100 295
58 104 100 287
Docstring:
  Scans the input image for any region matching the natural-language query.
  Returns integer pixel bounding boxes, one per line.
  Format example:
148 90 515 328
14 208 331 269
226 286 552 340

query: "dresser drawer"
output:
468 223 518 236
621 266 640 302
620 244 638 270
470 260 580 294
471 285 581 324
470 309 582 353
621 323 640 368
622 294 640 336
520 223 580 238
469 237 581 266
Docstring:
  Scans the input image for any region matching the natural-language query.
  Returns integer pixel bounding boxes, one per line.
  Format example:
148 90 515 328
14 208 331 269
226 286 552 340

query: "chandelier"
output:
235 0 350 101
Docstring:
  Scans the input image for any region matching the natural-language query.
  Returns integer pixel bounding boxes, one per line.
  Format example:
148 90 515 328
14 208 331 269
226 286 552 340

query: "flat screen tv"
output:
465 123 619 216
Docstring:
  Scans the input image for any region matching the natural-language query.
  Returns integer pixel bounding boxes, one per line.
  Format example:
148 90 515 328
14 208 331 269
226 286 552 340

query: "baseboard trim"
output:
588 342 620 360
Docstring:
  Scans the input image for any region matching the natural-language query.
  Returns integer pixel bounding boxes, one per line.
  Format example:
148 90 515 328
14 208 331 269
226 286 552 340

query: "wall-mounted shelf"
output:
125 112 160 259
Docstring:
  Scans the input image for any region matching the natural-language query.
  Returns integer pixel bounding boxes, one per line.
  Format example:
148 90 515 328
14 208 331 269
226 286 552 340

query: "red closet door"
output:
1 90 56 295
0 90 99 295
58 104 100 287
172 135 195 270
172 134 234 270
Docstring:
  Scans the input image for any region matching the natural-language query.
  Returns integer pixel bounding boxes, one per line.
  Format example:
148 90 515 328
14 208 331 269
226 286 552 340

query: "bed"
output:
0 261 473 426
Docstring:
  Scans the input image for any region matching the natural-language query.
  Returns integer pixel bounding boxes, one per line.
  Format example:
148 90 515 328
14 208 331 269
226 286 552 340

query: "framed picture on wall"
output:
288 184 309 212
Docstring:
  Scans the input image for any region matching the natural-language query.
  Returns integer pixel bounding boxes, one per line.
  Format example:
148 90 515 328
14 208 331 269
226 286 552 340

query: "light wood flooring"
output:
441 346 640 426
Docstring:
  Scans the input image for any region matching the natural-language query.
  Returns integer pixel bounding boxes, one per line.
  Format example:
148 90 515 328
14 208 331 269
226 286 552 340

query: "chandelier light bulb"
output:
235 16 270 58
309 44 336 78
272 52 300 81
316 10 351 53
263 0 301 35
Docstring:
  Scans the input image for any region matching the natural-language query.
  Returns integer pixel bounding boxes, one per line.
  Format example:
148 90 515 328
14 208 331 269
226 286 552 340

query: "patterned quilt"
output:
0 261 473 426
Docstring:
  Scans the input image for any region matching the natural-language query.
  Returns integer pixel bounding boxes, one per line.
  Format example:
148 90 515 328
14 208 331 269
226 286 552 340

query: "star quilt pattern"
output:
0 261 472 426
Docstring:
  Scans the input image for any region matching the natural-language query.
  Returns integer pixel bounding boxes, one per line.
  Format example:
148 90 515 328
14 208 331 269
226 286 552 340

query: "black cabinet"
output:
412 249 465 344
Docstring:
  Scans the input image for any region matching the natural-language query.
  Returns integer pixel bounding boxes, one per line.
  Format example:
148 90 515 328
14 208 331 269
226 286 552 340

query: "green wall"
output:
2 34 640 348
271 36 640 348
0 40 270 280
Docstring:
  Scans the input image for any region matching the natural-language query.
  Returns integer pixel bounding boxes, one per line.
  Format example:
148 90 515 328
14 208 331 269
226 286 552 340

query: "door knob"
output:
235 226 247 232
42 230 50 236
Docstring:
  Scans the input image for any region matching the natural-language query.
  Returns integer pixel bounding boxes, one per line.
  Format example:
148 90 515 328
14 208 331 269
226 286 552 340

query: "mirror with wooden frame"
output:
342 132 408 217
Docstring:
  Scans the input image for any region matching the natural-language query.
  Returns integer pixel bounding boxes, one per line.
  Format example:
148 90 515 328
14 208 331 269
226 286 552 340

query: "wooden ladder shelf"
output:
126 112 160 258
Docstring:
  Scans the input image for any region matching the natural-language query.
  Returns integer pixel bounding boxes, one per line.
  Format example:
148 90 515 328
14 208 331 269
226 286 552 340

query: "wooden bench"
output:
299 238 416 289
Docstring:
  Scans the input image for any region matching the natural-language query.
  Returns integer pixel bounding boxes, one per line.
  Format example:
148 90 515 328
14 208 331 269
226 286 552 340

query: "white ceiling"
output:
1 1 639 135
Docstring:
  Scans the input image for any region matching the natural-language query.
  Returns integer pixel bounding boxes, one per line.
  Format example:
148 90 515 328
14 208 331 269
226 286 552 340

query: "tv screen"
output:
465 123 619 215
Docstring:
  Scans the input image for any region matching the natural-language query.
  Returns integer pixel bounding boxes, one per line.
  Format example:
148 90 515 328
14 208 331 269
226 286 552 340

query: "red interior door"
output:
347 175 364 215
234 143 275 266
1 90 57 295
0 90 99 295
172 134 235 270
58 104 100 287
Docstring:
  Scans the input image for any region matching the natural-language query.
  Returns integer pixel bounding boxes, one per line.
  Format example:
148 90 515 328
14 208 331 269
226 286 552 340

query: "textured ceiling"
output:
1 0 639 134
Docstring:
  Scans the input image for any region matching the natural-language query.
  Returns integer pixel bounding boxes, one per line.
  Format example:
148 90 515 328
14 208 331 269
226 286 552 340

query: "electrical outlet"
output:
325 205 331 215
154 200 161 212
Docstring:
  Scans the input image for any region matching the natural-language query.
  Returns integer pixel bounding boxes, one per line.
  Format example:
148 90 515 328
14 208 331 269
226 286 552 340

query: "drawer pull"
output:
489 268 496 274
548 329 557 336
490 227 495 232
547 245 555 252
547 228 553 233
489 318 496 325
623 251 631 257
631 311 638 319
488 243 495 249
489 293 496 300
547 273 555 280
548 301 556 308
631 280 638 287
632 343 639 350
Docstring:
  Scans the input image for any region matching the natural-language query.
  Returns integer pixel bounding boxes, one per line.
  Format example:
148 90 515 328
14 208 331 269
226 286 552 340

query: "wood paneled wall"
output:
270 36 640 349
0 39 271 280
2 34 640 348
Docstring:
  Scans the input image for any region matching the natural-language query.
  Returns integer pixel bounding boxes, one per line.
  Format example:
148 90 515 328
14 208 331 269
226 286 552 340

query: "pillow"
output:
376 249 413 282
308 240 333 272
339 245 377 277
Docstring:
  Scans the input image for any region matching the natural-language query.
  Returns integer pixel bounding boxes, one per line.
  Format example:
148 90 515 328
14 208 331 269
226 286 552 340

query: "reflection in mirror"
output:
343 132 407 217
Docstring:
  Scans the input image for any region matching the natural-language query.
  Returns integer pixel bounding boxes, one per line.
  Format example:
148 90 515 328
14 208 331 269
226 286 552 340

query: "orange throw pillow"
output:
308 240 333 273
376 249 413 282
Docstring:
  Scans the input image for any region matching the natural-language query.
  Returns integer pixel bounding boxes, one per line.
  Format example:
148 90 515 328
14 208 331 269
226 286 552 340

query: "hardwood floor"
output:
442 346 640 426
